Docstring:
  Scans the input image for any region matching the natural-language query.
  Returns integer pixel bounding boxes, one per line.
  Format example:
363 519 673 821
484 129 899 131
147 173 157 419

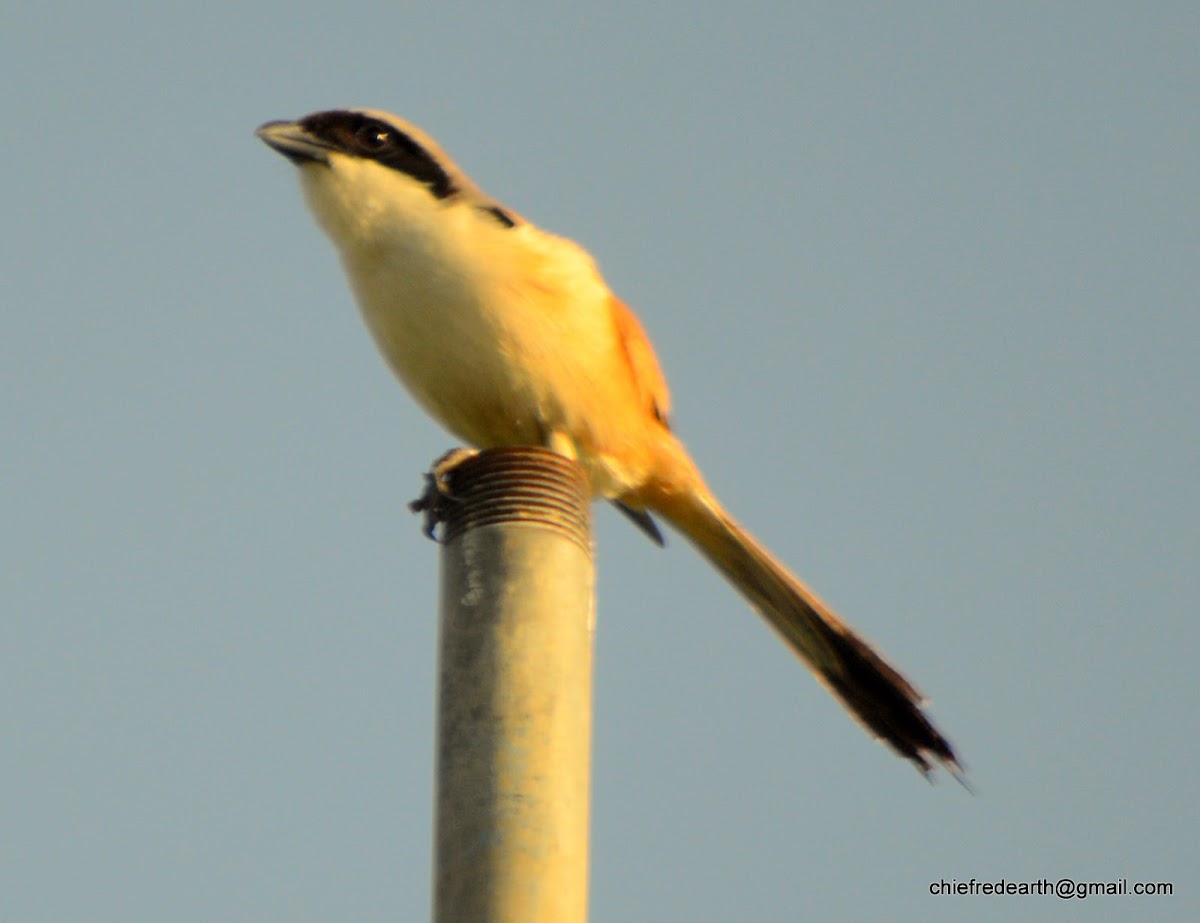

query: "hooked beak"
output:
256 120 332 166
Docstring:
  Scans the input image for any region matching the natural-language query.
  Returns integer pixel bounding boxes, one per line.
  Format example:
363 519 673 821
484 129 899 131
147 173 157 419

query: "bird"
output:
257 108 964 781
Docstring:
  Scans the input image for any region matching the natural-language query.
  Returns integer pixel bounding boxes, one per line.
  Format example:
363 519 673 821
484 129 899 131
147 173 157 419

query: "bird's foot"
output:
408 447 480 541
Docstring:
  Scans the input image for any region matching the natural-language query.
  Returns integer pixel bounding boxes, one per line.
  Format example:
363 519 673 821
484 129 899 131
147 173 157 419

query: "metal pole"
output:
431 447 594 923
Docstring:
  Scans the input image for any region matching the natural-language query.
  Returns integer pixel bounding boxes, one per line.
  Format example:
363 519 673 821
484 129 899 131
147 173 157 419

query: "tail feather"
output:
657 489 963 780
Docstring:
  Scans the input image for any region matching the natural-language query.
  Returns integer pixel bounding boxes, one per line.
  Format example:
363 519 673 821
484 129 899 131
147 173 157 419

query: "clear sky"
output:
5 3 1197 921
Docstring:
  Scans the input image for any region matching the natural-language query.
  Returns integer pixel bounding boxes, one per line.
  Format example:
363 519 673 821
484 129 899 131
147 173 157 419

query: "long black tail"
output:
658 488 964 781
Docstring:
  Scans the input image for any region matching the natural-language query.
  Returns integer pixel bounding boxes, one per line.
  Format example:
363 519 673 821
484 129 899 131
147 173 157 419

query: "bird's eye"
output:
355 124 390 151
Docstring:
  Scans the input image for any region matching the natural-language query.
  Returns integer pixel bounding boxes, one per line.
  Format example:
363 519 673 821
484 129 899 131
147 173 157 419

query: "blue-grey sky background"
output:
5 3 1197 921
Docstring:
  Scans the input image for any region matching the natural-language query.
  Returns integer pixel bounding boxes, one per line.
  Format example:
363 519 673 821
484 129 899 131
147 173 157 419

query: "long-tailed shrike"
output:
257 109 963 780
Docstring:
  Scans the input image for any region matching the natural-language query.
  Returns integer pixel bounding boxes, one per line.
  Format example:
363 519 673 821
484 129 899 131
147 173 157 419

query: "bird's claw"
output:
408 448 480 541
